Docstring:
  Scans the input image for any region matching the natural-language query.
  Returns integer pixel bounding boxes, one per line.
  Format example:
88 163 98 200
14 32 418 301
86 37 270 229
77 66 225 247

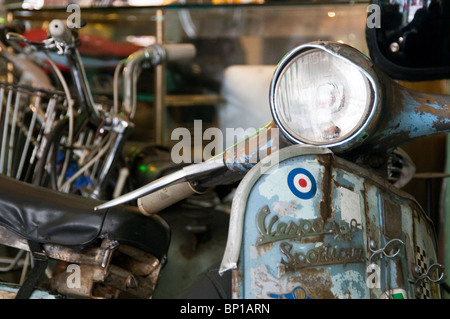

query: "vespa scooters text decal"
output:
256 206 365 273
256 207 360 246
279 242 365 274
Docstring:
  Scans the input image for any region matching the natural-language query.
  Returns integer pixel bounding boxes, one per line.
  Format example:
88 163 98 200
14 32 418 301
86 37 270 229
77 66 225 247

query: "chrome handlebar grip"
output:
121 43 196 119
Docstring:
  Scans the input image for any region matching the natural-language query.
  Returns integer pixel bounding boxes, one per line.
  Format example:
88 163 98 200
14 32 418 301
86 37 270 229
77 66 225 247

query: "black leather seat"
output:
0 174 170 260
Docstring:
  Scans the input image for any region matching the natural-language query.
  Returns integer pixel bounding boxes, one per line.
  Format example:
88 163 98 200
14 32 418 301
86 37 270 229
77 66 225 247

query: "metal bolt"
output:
126 275 138 289
369 239 377 250
414 265 422 276
390 42 400 53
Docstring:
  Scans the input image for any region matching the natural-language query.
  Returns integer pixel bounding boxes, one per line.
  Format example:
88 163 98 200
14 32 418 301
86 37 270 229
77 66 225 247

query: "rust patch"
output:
333 178 355 192
393 259 406 288
254 241 275 255
289 268 336 299
318 154 333 222
231 268 242 298
302 235 324 244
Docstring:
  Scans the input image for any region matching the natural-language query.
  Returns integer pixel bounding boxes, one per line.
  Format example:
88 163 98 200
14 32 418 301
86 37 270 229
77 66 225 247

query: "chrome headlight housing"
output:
270 42 382 153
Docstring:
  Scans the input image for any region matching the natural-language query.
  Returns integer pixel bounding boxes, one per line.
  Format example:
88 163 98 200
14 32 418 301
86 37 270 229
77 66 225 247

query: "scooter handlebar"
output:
49 20 74 45
137 182 198 215
164 43 196 62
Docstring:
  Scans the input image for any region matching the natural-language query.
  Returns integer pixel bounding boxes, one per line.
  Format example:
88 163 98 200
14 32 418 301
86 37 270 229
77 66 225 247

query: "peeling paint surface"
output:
330 270 367 299
234 147 440 299
257 159 324 220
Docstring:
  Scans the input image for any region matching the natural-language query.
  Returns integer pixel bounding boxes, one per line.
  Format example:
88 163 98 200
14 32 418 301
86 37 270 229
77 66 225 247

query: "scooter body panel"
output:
232 145 440 299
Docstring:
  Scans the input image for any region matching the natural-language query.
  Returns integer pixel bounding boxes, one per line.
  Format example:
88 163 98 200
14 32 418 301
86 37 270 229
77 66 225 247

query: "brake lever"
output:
6 32 55 52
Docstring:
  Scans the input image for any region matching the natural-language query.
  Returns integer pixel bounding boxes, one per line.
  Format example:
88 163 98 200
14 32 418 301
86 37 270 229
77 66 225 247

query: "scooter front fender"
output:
221 145 441 299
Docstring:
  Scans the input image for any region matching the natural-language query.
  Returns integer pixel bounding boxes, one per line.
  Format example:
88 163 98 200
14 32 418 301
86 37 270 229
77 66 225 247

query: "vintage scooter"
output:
0 1 448 299
98 4 450 298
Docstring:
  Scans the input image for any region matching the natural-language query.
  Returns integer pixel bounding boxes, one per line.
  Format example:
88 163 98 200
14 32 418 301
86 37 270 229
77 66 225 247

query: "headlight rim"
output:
269 41 383 153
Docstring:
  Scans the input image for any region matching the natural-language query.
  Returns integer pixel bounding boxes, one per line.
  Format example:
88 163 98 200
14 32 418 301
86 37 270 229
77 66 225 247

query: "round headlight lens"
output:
271 47 374 146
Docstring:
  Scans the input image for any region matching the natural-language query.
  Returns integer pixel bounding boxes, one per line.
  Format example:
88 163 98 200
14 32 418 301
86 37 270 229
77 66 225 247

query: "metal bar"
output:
16 96 40 179
0 87 4 173
0 250 25 272
90 122 132 199
67 49 101 125
7 91 21 176
155 9 165 145
1 89 13 175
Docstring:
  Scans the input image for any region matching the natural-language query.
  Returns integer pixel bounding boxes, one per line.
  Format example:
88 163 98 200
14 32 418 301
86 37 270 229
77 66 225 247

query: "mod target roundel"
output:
287 168 317 200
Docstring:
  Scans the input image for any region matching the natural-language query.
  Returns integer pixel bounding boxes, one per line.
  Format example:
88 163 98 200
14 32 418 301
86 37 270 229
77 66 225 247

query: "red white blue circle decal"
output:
287 168 316 200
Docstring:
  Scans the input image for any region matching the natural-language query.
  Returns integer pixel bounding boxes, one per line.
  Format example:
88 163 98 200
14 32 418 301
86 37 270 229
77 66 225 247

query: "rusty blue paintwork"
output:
366 81 450 153
223 145 441 299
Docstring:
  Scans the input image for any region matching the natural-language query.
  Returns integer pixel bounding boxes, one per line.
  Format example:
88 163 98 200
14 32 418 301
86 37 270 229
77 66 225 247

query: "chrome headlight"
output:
270 42 382 152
